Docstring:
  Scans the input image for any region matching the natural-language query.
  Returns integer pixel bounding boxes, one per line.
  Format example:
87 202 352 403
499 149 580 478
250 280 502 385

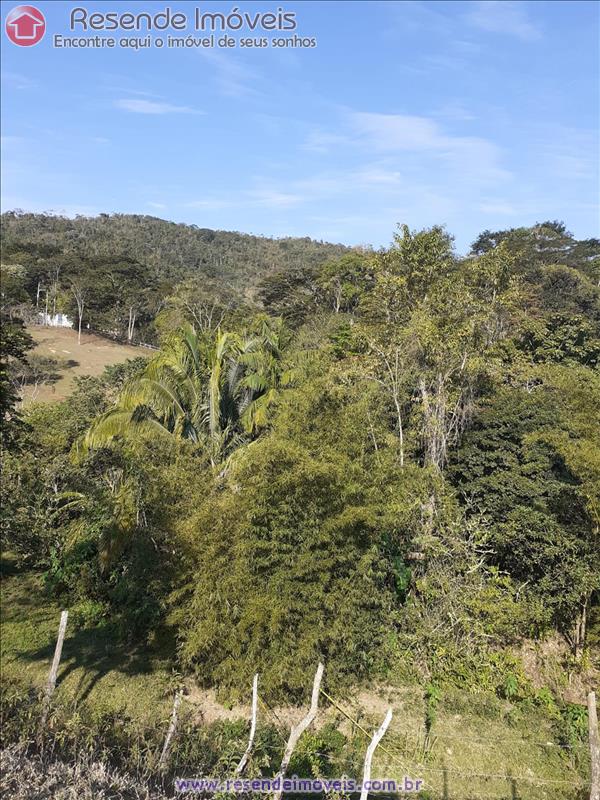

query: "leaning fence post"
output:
589 691 600 800
39 610 68 733
236 674 259 775
159 689 183 770
274 663 324 800
359 708 393 800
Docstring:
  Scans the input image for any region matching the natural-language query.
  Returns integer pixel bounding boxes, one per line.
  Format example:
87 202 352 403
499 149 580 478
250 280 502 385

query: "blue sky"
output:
1 0 598 252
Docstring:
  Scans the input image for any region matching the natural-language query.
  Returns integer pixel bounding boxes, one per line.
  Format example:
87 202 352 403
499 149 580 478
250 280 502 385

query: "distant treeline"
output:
0 211 351 342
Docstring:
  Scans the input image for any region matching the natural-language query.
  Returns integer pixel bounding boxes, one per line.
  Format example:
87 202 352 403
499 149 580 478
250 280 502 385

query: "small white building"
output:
38 312 74 328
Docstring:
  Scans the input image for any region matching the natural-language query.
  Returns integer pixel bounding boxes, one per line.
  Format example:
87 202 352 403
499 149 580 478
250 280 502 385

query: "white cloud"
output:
480 201 517 215
348 111 511 184
1 71 35 89
303 129 350 153
351 112 442 151
105 85 162 98
466 1 541 41
246 188 304 208
115 99 200 115
536 126 598 181
186 186 308 211
383 0 452 36
199 51 261 97
147 201 167 210
353 167 404 186
185 199 233 210
432 102 477 122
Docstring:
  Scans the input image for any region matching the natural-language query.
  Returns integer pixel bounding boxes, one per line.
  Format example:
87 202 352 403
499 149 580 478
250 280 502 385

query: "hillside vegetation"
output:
1 215 599 798
1 211 349 342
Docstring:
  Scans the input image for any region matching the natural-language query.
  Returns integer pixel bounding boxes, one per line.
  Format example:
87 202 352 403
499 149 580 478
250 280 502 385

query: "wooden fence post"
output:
159 689 183 770
235 674 259 775
589 691 600 800
274 663 324 800
359 708 393 800
39 610 68 732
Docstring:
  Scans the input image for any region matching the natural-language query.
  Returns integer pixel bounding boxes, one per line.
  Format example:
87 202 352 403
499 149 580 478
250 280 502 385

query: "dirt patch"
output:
184 683 320 729
517 634 599 704
182 681 417 739
22 326 149 404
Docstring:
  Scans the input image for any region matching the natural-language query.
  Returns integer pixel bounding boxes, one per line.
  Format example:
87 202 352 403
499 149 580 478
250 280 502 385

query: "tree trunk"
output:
392 392 404 468
574 598 588 661
159 690 183 770
127 307 137 342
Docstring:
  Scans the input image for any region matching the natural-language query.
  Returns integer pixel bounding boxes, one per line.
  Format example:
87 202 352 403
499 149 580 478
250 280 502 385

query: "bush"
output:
180 438 397 700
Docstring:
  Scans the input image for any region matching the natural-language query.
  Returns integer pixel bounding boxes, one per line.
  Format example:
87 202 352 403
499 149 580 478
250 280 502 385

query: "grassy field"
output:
0 558 174 727
375 692 588 799
22 326 149 404
0 560 590 800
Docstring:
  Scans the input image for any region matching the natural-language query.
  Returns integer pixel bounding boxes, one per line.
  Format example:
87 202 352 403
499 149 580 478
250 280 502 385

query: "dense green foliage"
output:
1 211 348 343
2 216 599 701
0 316 33 450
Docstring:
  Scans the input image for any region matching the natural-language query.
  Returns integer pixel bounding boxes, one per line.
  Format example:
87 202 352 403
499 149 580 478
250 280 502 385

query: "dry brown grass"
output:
22 327 148 404
1 745 172 800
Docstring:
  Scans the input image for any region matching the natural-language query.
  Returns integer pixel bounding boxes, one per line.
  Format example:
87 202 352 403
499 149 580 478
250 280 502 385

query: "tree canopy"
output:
2 216 598 698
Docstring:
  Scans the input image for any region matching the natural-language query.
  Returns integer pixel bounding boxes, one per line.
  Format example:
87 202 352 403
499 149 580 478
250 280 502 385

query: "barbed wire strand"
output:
39 688 589 793
318 688 587 790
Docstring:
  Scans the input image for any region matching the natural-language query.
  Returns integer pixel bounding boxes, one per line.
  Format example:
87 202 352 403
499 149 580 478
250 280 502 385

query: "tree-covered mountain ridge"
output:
0 210 350 294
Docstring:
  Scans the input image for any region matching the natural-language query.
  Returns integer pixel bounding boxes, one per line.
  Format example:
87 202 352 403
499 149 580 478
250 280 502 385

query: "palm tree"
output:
81 324 240 464
237 317 299 434
80 319 301 464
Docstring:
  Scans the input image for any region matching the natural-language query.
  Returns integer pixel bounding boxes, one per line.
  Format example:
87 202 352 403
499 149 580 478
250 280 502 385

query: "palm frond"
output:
78 408 171 454
240 388 279 433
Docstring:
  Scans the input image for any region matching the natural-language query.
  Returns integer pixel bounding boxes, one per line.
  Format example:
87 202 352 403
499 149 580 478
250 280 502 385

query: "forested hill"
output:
0 210 349 308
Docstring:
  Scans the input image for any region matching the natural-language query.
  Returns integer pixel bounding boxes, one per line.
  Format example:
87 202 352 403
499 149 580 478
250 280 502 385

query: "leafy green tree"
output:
155 278 236 337
82 324 236 463
471 220 600 281
316 252 373 314
517 313 600 367
358 225 519 470
0 264 30 313
449 377 599 645
0 316 33 451
257 265 320 325
236 316 300 433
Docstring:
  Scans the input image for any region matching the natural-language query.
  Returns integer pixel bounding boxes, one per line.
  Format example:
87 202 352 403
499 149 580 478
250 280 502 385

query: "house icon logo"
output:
5 5 46 46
